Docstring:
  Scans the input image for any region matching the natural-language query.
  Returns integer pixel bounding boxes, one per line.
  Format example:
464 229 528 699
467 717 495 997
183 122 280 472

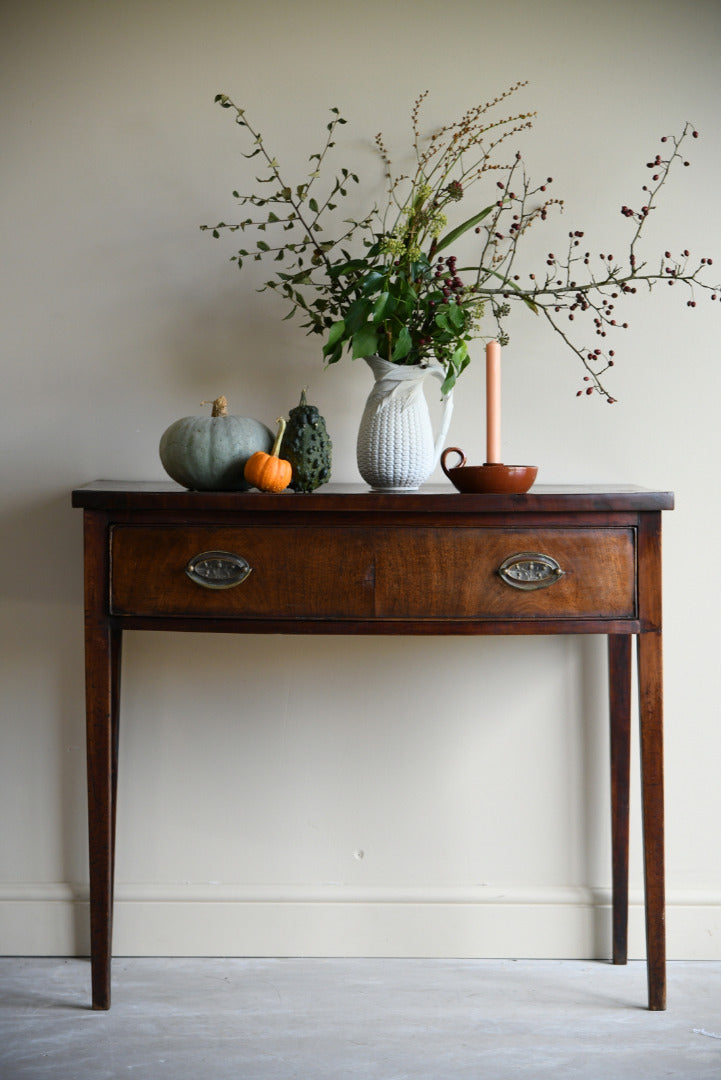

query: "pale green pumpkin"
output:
159 396 273 491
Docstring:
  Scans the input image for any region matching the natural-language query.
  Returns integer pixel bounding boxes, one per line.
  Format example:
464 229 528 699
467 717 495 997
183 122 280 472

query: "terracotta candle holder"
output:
441 447 537 494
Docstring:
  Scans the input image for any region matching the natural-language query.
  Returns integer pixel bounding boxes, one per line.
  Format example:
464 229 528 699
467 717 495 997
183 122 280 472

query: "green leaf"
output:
325 320 346 349
392 325 413 362
440 371 456 396
358 272 386 298
327 258 368 279
352 322 379 359
448 303 466 330
324 341 343 365
309 198 319 213
372 291 393 324
452 342 470 371
434 204 495 254
343 296 373 335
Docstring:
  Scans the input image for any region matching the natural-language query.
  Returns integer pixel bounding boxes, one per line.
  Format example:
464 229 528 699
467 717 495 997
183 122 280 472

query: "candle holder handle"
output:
441 446 466 478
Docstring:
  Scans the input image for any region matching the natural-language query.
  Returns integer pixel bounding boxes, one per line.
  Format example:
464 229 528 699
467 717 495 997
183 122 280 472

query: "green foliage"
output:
204 88 721 400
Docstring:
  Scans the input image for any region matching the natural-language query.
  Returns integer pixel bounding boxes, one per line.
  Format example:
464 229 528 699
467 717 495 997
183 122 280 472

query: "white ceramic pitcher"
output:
356 355 454 491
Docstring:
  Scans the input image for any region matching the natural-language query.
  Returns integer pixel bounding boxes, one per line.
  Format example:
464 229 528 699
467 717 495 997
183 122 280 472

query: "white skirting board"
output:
2 883 721 960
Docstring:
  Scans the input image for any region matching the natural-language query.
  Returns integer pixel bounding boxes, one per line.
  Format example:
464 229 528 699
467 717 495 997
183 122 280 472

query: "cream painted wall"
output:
2 0 720 960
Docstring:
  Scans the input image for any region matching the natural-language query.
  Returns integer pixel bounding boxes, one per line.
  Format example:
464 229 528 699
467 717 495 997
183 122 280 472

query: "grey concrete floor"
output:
2 958 721 1079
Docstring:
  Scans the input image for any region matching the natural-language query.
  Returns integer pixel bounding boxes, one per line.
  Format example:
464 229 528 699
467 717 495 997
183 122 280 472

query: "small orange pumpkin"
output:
243 417 293 492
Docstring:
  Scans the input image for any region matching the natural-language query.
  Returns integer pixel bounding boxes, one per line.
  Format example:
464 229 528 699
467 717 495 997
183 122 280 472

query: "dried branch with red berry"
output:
204 88 720 399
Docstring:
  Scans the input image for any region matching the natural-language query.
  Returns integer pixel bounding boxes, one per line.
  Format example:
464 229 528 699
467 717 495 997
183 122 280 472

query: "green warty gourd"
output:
280 389 332 492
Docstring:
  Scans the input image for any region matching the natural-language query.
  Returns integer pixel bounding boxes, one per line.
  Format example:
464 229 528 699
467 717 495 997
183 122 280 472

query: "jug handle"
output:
428 368 455 471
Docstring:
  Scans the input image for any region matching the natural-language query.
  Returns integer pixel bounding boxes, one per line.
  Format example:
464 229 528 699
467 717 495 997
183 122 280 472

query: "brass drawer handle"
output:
185 551 252 590
498 552 564 591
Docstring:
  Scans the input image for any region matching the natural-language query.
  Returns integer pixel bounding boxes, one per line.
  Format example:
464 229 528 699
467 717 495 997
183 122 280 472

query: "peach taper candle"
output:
485 340 502 463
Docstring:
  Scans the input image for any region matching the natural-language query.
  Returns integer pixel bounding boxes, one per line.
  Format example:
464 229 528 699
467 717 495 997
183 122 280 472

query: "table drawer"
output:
110 524 636 622
375 526 636 620
111 525 377 618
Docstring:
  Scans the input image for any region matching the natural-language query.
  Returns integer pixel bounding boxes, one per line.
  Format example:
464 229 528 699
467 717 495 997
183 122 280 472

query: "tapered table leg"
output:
109 626 122 916
637 630 666 1011
83 509 121 1011
85 621 121 1010
608 634 631 965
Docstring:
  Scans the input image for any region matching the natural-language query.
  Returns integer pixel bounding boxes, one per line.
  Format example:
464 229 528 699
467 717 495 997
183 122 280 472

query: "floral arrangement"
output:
204 83 719 399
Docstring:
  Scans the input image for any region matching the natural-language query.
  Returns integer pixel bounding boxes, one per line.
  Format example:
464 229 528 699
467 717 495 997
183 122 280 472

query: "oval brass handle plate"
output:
498 552 564 591
185 551 252 590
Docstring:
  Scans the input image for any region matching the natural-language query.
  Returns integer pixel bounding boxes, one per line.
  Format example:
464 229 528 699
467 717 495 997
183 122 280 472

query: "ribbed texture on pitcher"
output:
356 356 453 491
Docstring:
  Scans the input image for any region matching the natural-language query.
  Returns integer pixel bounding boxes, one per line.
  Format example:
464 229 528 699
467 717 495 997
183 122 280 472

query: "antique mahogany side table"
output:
72 481 673 1010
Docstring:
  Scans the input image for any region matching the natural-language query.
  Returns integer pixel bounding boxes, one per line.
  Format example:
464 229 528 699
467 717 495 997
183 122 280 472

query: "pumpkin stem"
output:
200 396 228 417
299 387 308 407
271 417 287 457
